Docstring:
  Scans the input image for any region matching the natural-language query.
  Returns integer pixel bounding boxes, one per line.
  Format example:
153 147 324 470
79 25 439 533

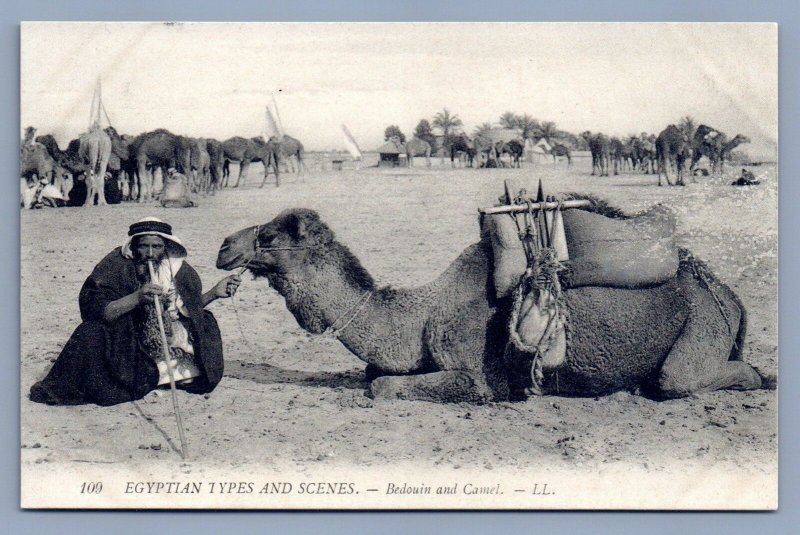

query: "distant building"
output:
377 138 406 167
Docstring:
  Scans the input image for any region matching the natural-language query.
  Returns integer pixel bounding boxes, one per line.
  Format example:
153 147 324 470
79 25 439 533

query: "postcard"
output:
20 22 777 509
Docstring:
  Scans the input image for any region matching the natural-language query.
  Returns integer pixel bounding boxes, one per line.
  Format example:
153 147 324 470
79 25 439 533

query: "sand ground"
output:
20 158 778 509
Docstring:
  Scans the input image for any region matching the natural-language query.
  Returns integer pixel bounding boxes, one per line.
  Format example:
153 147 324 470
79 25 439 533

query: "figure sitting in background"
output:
731 168 760 186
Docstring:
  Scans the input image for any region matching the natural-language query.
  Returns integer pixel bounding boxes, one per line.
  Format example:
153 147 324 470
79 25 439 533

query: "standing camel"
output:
582 132 611 176
610 137 624 175
449 134 476 168
222 136 279 187
642 134 658 174
720 135 751 171
632 133 657 174
500 139 524 168
78 126 112 206
550 144 572 166
271 134 306 175
656 125 691 186
405 138 432 167
690 124 727 175
129 129 192 202
206 138 223 194
219 137 256 188
189 137 211 194
251 137 281 187
610 137 634 174
104 127 136 201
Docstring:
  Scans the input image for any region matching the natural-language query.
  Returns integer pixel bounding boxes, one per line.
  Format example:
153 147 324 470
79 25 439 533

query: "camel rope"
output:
505 193 567 397
252 224 323 255
680 250 736 348
228 234 371 368
323 290 373 338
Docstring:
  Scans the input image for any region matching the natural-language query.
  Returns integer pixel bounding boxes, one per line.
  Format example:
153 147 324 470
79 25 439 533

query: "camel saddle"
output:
483 204 679 297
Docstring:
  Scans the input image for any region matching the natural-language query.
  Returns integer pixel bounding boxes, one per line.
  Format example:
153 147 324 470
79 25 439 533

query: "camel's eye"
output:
256 232 276 249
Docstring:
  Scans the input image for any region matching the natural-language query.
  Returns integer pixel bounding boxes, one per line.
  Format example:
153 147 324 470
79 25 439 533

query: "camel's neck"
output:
265 243 426 372
724 138 744 152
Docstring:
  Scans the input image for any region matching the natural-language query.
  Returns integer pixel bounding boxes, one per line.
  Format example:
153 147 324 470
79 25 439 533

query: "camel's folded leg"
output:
654 289 761 399
369 370 492 403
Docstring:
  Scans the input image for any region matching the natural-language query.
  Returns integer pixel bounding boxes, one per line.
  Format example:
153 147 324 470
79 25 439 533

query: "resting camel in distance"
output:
217 203 767 404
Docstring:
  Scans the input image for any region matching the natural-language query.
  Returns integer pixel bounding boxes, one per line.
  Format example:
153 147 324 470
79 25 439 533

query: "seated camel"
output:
217 201 767 404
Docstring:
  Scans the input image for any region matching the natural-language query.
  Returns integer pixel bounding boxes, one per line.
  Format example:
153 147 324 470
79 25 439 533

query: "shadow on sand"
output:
225 360 368 390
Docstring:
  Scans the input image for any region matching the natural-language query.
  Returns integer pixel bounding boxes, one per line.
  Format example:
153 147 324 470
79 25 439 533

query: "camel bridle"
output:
252 224 322 255
236 224 372 338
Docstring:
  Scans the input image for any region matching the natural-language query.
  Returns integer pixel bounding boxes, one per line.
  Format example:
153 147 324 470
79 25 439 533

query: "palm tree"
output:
554 130 579 148
536 121 559 142
517 114 540 140
432 108 463 145
472 122 494 146
498 112 519 130
678 115 697 141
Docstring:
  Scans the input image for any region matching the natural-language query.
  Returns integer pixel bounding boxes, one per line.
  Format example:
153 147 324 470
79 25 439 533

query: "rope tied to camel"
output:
323 290 374 338
679 249 737 348
230 232 372 364
507 248 566 396
504 197 568 396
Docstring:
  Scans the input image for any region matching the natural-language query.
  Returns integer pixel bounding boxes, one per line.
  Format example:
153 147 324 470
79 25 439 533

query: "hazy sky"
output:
21 23 777 158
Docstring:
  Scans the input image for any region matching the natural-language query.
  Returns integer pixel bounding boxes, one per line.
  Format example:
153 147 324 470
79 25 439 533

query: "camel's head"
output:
732 135 751 145
216 209 335 275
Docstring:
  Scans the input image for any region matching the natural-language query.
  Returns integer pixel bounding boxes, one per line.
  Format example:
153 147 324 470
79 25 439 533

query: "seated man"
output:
161 167 194 208
30 217 241 406
732 168 760 186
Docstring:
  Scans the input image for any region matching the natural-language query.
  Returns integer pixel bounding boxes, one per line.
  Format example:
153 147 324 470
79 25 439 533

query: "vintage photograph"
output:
20 22 777 509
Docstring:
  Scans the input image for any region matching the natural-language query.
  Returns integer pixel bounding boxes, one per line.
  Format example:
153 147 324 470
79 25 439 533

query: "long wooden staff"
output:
147 260 188 459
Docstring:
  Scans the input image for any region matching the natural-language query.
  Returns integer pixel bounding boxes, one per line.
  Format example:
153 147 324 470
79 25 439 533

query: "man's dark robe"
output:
29 248 224 406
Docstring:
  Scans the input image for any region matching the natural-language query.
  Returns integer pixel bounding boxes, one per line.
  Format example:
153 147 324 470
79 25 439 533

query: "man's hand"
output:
213 274 241 299
137 283 163 304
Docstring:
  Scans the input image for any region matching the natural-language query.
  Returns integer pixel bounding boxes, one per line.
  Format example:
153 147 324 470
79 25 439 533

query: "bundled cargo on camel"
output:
480 180 680 395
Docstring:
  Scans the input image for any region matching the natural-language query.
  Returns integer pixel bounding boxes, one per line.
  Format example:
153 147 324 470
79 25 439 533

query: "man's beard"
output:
134 254 167 280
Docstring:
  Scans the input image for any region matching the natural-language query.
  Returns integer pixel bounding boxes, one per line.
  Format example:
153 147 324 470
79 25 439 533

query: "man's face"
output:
134 235 166 264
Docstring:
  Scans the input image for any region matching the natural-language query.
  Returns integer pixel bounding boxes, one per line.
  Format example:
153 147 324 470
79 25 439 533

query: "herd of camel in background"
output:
21 119 751 208
580 125 751 186
423 123 750 187
20 125 307 207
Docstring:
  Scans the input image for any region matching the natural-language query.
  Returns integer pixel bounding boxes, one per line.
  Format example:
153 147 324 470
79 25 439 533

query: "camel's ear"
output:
285 213 310 241
285 211 334 244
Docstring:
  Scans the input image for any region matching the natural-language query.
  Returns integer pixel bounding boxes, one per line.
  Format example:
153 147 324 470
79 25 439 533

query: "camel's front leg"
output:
234 161 249 187
369 371 492 403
